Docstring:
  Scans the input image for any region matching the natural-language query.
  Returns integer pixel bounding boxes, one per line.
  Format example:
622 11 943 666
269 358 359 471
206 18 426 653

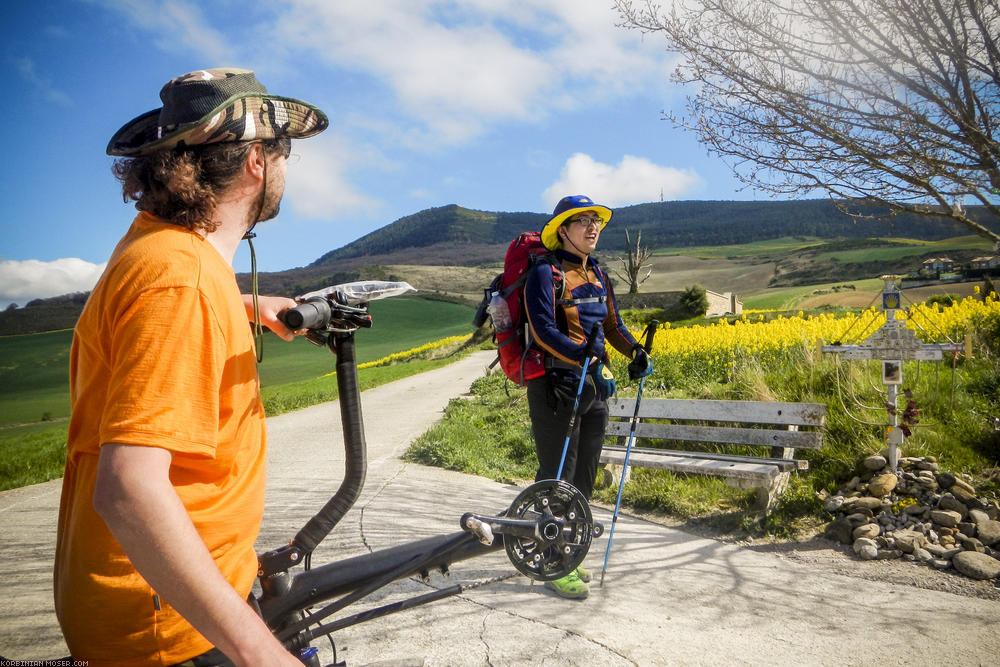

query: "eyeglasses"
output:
568 216 602 229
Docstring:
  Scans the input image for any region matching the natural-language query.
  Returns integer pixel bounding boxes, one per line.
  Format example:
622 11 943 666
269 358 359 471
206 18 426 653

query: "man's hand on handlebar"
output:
242 295 305 341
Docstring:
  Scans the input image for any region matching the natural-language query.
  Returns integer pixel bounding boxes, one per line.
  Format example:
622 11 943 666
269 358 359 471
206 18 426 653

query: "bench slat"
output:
605 421 823 450
602 445 807 471
608 398 826 427
599 450 779 482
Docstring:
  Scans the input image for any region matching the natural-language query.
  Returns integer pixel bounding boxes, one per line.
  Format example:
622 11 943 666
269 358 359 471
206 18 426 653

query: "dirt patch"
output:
642 256 776 294
797 279 989 310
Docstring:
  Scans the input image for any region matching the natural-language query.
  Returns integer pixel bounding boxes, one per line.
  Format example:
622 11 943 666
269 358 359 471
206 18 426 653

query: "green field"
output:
0 297 474 490
741 278 884 311
0 297 473 429
653 236 827 259
815 235 993 263
0 329 75 426
256 297 473 386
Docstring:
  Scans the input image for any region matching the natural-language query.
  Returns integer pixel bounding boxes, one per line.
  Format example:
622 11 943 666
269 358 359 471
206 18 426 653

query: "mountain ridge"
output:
308 199 997 268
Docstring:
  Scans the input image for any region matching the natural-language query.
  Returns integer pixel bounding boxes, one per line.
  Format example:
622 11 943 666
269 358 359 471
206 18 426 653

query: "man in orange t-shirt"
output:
54 69 327 666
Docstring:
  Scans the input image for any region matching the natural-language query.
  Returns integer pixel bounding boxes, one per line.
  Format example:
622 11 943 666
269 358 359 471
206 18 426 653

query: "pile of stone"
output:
820 453 1000 581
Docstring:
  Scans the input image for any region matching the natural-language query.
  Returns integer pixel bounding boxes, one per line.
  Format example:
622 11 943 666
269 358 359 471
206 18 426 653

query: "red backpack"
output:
473 231 564 385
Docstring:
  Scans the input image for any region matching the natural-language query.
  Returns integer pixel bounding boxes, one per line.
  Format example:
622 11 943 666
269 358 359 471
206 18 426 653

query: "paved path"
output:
2 350 999 665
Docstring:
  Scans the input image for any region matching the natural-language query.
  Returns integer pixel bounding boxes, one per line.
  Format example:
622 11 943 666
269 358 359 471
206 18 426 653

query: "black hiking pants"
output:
526 374 608 500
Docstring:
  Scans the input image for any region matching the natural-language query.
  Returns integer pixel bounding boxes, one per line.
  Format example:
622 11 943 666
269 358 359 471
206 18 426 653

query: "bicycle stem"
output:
257 332 367 577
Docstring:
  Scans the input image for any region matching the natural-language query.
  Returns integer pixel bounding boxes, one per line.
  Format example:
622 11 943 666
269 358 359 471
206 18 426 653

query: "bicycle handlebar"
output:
281 298 333 330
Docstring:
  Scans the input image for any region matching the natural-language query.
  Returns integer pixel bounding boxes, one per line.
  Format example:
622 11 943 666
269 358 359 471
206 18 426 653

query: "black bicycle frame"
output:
253 292 599 662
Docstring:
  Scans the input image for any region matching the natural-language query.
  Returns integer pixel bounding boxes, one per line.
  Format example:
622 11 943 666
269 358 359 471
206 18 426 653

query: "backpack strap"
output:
556 260 608 307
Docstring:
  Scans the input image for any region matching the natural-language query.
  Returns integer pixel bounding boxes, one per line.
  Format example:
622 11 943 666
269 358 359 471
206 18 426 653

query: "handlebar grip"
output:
280 298 332 330
643 320 659 353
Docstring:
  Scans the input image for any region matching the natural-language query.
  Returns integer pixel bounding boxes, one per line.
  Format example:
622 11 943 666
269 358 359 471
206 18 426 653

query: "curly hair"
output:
112 137 291 233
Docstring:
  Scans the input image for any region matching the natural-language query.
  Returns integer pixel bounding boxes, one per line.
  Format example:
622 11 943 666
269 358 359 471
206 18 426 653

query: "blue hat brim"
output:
541 204 612 250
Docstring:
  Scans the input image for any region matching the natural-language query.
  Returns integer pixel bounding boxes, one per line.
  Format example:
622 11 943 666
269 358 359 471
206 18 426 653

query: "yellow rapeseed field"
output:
616 292 999 379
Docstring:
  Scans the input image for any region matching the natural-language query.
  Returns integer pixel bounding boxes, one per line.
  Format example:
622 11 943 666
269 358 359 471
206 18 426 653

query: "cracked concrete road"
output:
2 350 998 665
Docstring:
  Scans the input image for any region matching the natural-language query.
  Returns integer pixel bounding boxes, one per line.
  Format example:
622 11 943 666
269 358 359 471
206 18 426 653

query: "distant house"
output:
705 290 743 318
921 257 955 273
970 256 999 270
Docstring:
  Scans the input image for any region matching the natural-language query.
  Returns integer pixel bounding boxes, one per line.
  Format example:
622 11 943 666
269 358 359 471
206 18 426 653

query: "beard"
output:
257 187 282 222
247 162 285 228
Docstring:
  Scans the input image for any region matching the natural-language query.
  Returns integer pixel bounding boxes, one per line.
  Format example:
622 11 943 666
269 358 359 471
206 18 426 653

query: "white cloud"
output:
275 1 672 146
0 258 107 308
543 153 703 208
283 134 382 220
91 0 233 62
11 56 72 107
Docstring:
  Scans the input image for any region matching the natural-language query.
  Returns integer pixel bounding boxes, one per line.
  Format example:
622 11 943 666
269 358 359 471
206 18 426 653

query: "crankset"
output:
461 480 603 581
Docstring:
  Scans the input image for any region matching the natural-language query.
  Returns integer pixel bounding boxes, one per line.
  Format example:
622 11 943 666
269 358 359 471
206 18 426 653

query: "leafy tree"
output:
611 228 654 294
615 0 1000 247
681 284 709 317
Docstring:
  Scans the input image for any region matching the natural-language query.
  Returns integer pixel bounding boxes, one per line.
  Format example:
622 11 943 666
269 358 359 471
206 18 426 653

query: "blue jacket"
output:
524 249 638 379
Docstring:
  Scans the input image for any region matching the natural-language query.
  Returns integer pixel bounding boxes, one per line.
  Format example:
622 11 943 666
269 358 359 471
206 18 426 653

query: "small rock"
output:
925 543 949 557
938 495 969 518
969 509 991 525
853 523 881 540
854 538 879 560
913 547 933 562
957 522 976 537
845 512 873 526
877 549 902 560
847 497 883 512
869 474 898 497
952 477 976 495
893 529 927 554
823 495 845 512
824 517 855 544
863 455 887 471
930 509 962 528
845 476 860 491
916 460 940 472
951 485 978 505
905 504 929 516
953 551 1000 580
936 472 957 488
940 534 956 547
958 535 985 553
930 558 953 570
976 519 1000 547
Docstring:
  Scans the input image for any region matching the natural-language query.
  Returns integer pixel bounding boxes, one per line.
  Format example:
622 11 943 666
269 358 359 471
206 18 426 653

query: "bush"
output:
680 285 709 317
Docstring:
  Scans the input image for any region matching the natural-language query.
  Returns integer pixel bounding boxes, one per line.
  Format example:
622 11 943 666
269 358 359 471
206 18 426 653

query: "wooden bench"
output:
599 398 827 510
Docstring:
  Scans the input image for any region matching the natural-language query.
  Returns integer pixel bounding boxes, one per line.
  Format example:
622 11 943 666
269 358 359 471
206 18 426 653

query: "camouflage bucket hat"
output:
107 68 329 157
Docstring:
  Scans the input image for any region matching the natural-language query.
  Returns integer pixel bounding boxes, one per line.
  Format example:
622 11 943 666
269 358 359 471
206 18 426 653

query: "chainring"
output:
503 480 594 581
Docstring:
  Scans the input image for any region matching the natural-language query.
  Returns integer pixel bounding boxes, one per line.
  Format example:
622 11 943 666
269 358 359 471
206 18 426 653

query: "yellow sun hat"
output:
540 195 612 250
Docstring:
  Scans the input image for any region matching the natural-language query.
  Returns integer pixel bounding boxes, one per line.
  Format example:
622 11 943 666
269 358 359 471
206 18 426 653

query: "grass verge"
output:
405 322 1000 540
0 344 473 492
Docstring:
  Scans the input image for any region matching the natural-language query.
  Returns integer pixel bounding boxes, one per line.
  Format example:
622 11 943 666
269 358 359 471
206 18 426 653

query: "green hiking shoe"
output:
574 565 592 583
544 572 589 600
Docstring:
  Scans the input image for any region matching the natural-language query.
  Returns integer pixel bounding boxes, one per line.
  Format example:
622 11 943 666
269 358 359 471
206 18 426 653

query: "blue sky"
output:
0 0 755 308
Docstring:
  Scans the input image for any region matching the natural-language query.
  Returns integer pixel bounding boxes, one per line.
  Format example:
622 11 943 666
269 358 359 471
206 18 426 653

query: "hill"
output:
3 200 998 334
240 199 999 298
308 199 997 266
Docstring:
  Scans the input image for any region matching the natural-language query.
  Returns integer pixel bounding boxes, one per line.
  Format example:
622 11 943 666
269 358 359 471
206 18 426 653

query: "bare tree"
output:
613 228 654 294
615 0 1000 247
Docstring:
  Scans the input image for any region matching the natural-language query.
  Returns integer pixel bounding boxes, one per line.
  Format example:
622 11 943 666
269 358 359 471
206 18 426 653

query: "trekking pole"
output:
600 320 659 586
555 322 602 480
